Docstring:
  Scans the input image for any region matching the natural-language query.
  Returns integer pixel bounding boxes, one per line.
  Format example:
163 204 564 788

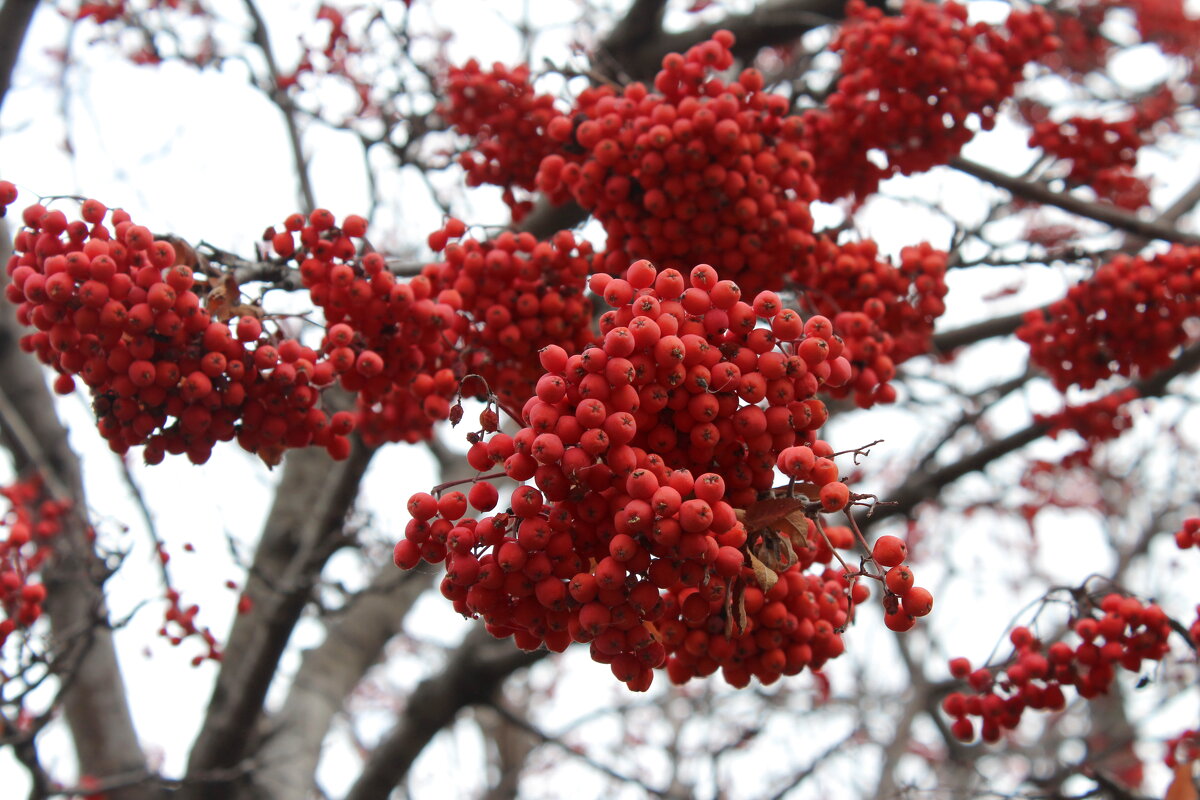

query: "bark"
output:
0 219 154 799
247 568 434 799
0 0 38 114
342 626 545 800
178 438 376 799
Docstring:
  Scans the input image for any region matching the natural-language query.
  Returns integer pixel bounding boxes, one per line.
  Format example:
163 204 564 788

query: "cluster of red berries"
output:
5 196 354 465
1026 92 1175 210
801 0 1057 202
533 31 820 295
1174 517 1200 550
273 209 466 446
943 594 1173 743
161 586 221 666
0 477 67 651
797 237 948 407
1129 0 1200 55
1017 245 1200 391
1037 3 1113 77
1037 388 1139 447
439 60 570 222
74 0 218 68
421 221 596 409
395 259 930 690
867 534 933 633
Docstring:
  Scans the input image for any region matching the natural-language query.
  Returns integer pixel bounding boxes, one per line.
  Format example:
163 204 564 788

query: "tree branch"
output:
246 568 434 800
0 220 154 800
242 0 316 214
342 625 545 800
0 0 38 115
876 340 1200 525
951 157 1200 247
179 437 376 799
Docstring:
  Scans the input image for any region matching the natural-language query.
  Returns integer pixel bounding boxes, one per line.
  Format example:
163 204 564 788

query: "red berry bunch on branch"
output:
943 592 1176 743
1017 245 1200 391
5 199 353 465
1026 91 1176 210
801 0 1057 202
276 209 466 445
421 221 596 409
535 31 820 294
797 237 948 406
395 259 929 690
0 477 67 651
439 60 571 222
1037 387 1140 451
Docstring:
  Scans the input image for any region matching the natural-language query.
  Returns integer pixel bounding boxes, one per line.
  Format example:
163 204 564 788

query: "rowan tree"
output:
1 0 1200 798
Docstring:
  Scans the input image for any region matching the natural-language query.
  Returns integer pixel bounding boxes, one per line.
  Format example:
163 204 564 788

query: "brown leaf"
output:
748 551 778 592
205 274 240 322
724 579 748 638
743 496 807 529
159 234 198 268
1166 762 1199 800
753 528 797 572
781 510 811 550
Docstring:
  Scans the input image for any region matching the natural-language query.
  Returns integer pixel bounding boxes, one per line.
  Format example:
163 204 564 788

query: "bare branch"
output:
242 0 316 214
875 340 1200 525
951 157 1200 247
0 0 38 114
179 436 376 799
342 625 545 800
247 568 434 800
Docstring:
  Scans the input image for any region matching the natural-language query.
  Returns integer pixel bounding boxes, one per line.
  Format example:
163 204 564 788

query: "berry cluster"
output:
534 31 820 294
801 0 1057 202
274 210 464 446
797 237 948 406
943 594 1173 743
1037 388 1139 448
1017 245 1200 391
1174 517 1200 550
1038 2 1113 77
1026 92 1175 210
0 477 67 651
161 586 221 666
867 534 933 633
1130 0 1200 56
396 260 929 690
439 60 571 222
421 221 596 409
5 198 353 465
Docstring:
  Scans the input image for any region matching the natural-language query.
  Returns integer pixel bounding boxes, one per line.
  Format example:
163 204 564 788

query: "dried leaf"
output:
753 528 797 572
160 234 198 268
205 274 240 321
743 496 807 529
748 551 778 592
781 510 812 550
733 582 747 634
724 579 748 638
